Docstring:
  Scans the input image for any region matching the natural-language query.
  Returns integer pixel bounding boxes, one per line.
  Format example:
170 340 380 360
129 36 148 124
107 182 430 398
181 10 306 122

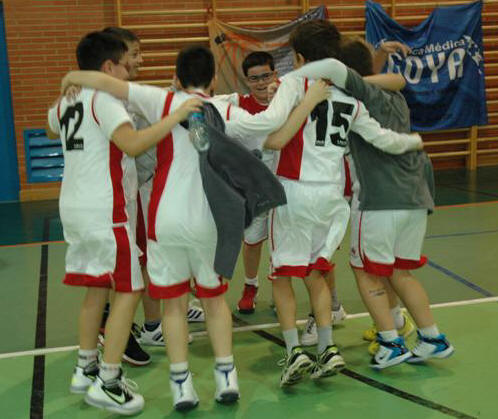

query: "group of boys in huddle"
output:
46 18 454 416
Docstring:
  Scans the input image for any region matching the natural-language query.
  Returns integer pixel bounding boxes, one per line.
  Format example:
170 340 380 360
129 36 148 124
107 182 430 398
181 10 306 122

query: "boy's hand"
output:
380 41 411 57
172 98 203 122
61 71 77 95
303 79 332 107
65 85 82 102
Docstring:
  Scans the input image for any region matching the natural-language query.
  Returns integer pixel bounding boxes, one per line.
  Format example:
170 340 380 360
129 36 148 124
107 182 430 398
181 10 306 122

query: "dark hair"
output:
340 36 374 77
241 51 275 76
176 46 215 89
102 27 139 43
76 31 128 71
289 20 341 62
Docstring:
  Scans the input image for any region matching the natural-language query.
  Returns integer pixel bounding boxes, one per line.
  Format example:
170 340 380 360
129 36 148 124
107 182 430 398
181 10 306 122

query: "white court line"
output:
1 295 497 361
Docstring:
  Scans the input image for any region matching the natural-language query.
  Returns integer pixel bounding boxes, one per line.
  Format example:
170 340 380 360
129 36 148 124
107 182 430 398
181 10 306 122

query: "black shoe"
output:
122 333 151 366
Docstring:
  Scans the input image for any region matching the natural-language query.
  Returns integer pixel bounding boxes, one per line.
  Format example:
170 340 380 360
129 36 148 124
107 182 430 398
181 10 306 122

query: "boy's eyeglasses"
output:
246 72 274 83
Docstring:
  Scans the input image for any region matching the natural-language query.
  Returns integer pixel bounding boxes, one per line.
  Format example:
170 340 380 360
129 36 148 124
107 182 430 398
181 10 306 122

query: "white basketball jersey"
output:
48 88 136 230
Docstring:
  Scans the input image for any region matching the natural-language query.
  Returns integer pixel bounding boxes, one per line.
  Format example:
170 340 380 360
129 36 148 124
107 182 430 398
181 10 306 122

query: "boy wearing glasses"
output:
217 51 278 314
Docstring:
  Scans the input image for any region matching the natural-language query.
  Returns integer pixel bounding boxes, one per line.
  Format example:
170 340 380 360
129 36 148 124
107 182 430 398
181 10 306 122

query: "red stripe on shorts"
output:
194 277 228 298
148 91 175 241
149 280 191 299
112 225 133 292
109 143 127 224
63 272 112 288
394 255 427 270
136 196 147 266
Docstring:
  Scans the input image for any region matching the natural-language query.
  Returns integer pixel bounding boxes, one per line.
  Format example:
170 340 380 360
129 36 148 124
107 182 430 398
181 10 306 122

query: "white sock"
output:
77 348 98 368
419 324 440 338
99 361 120 382
245 276 259 287
317 326 333 353
282 328 299 355
215 355 234 371
378 330 398 342
170 361 189 380
391 305 405 329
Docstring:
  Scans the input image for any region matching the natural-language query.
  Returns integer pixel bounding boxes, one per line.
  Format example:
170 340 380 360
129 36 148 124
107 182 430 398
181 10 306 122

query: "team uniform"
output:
227 74 423 279
218 92 273 246
48 88 143 293
126 84 263 299
342 70 433 277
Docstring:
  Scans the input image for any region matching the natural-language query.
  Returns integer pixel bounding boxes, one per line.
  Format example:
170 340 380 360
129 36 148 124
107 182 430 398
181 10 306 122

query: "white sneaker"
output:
85 371 144 415
370 336 412 370
301 315 318 346
187 300 205 323
214 365 240 404
138 323 194 346
170 371 199 411
332 305 347 325
407 332 454 363
70 362 98 394
138 323 164 346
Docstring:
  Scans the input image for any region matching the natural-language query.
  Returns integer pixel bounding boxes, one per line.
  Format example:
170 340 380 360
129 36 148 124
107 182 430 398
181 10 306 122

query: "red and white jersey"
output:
226 75 421 187
126 84 257 245
48 88 136 230
215 92 274 166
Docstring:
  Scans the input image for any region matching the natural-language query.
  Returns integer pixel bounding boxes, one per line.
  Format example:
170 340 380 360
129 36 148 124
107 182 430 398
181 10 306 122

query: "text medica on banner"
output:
365 0 487 131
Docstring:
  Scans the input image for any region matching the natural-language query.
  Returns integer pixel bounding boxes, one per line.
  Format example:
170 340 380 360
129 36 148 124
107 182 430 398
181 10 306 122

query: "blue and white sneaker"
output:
214 365 240 404
170 371 199 411
407 331 454 363
370 335 412 370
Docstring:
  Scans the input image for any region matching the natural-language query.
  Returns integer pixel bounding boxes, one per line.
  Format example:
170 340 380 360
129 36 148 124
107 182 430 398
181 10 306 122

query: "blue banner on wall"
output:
0 1 20 201
365 0 487 131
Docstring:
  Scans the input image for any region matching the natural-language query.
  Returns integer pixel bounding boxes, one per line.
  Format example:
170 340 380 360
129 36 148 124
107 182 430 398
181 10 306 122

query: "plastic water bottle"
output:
188 111 209 151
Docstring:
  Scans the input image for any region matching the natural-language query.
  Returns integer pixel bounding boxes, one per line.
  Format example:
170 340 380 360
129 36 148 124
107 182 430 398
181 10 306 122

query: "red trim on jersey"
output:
63 272 112 288
57 100 62 120
112 225 136 292
149 280 191 299
307 258 334 275
343 156 352 198
275 78 309 180
136 197 147 266
109 143 127 224
394 255 427 271
226 103 231 120
194 278 228 298
147 91 175 241
91 92 100 125
238 93 268 114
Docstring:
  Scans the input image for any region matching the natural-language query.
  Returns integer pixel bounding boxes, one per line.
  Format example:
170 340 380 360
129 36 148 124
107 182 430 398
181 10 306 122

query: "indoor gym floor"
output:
1 166 498 418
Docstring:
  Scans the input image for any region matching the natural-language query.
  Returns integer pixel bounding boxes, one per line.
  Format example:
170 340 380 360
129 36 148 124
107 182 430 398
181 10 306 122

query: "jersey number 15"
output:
311 100 355 148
